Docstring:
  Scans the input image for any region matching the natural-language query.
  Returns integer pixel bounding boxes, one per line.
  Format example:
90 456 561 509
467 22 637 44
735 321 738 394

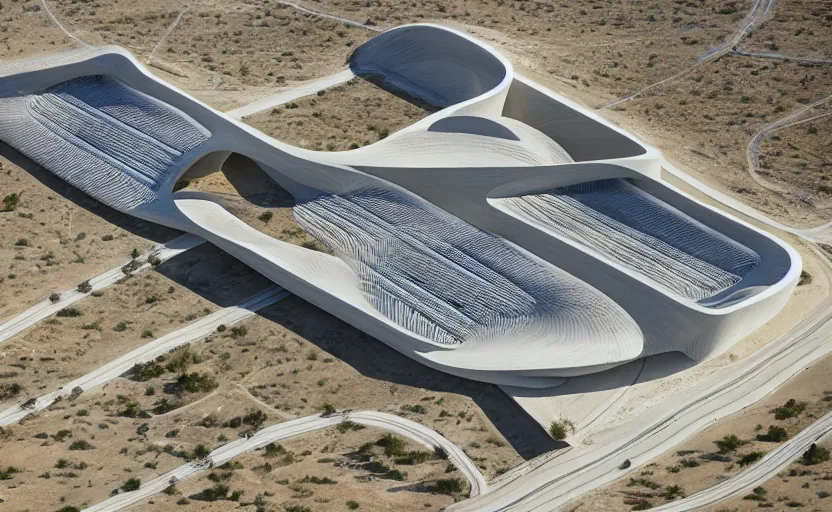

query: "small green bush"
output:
757 425 789 443
773 399 807 420
738 451 766 467
122 477 141 492
68 440 94 451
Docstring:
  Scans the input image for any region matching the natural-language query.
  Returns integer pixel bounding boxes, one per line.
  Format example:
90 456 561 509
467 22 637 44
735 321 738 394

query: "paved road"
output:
0 285 287 426
653 410 832 510
0 233 204 345
82 410 486 512
451 270 832 510
226 69 356 119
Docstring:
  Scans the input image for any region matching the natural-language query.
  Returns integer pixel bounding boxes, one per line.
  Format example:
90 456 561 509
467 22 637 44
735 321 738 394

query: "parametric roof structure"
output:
0 25 800 387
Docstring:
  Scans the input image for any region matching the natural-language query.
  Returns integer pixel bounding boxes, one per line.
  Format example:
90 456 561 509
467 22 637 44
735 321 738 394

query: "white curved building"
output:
0 25 800 387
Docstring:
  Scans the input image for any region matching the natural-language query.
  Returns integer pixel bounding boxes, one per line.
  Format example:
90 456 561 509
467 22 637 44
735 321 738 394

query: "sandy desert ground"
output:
0 1 830 511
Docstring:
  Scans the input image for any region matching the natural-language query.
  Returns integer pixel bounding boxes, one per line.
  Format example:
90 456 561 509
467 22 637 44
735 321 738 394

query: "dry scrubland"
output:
604 56 832 228
741 0 832 59
0 1 830 511
244 77 429 151
757 106 832 209
574 353 832 511
0 144 177 320
0 293 528 511
0 243 270 409
303 0 747 100
0 0 75 60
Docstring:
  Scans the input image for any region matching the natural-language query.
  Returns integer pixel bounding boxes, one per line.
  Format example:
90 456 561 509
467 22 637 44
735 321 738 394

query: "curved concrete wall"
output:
0 24 800 385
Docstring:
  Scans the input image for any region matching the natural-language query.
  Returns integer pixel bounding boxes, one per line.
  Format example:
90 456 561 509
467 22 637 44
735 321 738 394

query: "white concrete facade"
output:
0 25 800 387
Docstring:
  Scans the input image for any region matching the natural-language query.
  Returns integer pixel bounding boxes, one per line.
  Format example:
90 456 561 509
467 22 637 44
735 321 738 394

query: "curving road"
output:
449 243 832 511
652 410 832 510
0 233 204 345
0 285 287 426
82 410 486 512
746 93 832 199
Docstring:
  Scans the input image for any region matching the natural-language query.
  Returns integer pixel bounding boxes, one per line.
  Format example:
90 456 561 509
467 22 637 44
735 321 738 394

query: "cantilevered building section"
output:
0 24 800 387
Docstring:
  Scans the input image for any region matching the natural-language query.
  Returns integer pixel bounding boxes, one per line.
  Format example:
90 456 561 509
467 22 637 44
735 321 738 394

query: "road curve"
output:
0 285 287 426
82 410 486 512
652 410 832 511
746 93 832 197
449 251 832 511
0 233 205 345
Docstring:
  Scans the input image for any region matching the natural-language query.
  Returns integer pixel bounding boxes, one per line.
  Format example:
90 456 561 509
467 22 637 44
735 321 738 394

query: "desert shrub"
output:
195 484 229 501
132 362 164 381
757 425 789 443
141 330 153 338
122 477 141 492
320 402 336 416
738 451 766 467
549 419 574 440
679 458 699 468
744 487 768 501
299 475 337 484
258 211 273 223
77 280 92 293
376 433 406 456
152 399 180 415
49 293 61 303
715 434 744 453
628 478 661 490
118 401 145 418
2 193 19 211
802 444 831 465
346 501 360 510
774 399 807 420
400 404 427 414
382 468 406 481
0 466 20 480
56 307 82 317
0 383 22 400
336 420 364 433
193 444 211 459
395 451 433 465
68 440 94 451
434 478 463 495
178 372 218 393
664 485 685 500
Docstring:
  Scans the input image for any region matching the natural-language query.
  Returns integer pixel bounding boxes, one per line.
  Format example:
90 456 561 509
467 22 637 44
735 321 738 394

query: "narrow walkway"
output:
226 69 355 119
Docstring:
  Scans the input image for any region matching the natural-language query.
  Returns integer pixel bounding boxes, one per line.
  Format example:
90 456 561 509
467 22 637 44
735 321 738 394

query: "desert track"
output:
82 411 486 512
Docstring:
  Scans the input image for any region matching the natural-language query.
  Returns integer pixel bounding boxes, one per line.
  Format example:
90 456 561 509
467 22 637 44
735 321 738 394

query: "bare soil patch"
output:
742 0 832 59
603 56 832 227
243 77 429 150
757 106 832 209
0 0 76 61
0 145 177 321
